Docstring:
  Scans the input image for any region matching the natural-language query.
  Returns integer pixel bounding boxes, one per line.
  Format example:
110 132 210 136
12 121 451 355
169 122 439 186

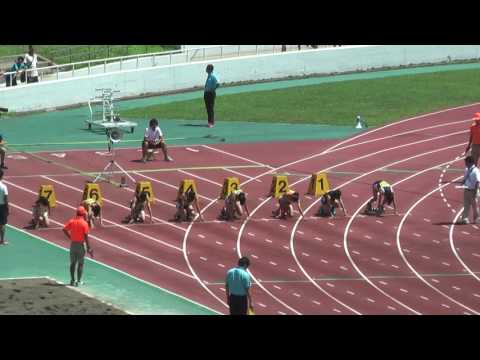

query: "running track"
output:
5 103 480 314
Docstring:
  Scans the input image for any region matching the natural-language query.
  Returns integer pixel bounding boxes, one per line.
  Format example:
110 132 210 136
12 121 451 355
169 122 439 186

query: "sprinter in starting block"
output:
316 189 348 218
220 189 250 221
272 190 304 219
125 191 153 223
81 198 103 228
174 189 203 222
31 196 50 229
364 180 398 216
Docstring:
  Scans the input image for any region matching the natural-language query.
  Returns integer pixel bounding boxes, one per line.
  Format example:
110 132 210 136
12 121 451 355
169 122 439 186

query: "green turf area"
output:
122 67 480 127
0 226 217 315
0 45 179 64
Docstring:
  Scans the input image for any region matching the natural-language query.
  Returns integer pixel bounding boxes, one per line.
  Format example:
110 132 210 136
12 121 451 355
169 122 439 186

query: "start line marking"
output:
7 154 27 160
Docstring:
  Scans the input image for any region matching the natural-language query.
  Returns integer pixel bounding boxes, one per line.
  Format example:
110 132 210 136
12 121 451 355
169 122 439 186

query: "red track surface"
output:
5 102 480 314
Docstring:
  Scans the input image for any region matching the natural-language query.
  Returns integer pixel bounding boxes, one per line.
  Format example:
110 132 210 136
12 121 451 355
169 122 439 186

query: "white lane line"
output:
283 245 289 250
217 264 225 268
328 222 335 226
302 252 310 257
315 237 323 242
250 254 259 259
222 167 262 182
461 231 470 235
40 176 185 231
398 176 480 314
352 194 359 198
273 285 282 290
433 240 441 244
321 259 329 264
293 293 301 298
364 235 372 240
198 234 205 239
420 296 430 301
312 300 321 305
473 293 480 298
8 202 194 279
201 145 275 170
403 248 410 253
326 282 335 288
347 290 355 295
353 250 361 255
185 147 199 153
424 218 431 223
431 278 440 283
178 169 223 187
452 286 461 291
333 308 342 313
247 232 256 237
288 268 296 273
367 298 375 303
257 303 267 308
371 257 380 262
387 306 397 311
334 243 342 248
269 261 278 266
265 238 273 243
230 226 238 230
391 265 400 269
376 220 384 224
379 281 388 286
442 304 451 308
422 255 431 260
400 288 409 293
297 231 304 235
277 311 287 315
5 181 184 252
200 257 208 261
215 241 223 246
134 172 214 202
340 266 349 271
384 242 391 246
279 224 287 229
236 112 475 316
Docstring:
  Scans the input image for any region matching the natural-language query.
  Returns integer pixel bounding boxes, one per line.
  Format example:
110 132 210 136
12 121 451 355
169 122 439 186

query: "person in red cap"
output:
465 113 480 166
63 206 93 286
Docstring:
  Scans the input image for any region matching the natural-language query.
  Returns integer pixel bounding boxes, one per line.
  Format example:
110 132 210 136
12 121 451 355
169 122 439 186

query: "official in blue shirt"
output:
225 257 253 315
204 64 219 128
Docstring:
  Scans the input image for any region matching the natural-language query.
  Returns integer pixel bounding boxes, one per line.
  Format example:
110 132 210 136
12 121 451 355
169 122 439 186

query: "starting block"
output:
135 181 155 204
39 185 57 208
268 175 289 198
306 172 330 197
178 179 198 197
82 183 103 206
220 177 240 199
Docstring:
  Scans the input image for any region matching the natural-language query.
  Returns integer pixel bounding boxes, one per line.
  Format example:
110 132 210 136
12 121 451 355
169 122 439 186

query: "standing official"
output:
465 113 480 166
63 207 93 286
225 257 253 315
0 170 9 245
204 64 219 128
460 156 480 225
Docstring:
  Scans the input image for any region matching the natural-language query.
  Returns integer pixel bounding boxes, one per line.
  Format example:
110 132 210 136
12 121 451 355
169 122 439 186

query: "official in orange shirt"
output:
465 112 480 166
63 206 93 287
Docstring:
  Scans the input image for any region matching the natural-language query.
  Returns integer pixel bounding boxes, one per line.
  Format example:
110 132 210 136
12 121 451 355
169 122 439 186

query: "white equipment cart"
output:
86 88 137 133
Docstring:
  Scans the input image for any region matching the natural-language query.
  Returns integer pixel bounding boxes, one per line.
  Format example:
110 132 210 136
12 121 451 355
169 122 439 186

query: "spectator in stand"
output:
4 57 25 87
204 64 219 128
24 45 39 83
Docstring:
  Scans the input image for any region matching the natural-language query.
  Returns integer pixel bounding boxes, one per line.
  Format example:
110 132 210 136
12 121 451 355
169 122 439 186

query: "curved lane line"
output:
185 105 479 311
234 135 468 313
396 176 480 314
291 144 466 314
449 208 480 282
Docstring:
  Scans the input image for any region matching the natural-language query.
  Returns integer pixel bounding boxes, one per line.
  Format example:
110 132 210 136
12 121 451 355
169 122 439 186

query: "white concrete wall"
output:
2 45 480 113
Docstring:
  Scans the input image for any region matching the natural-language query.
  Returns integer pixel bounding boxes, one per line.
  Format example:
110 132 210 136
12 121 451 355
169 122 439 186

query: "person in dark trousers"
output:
4 57 25 87
225 257 253 315
0 170 9 245
63 206 93 286
204 64 219 128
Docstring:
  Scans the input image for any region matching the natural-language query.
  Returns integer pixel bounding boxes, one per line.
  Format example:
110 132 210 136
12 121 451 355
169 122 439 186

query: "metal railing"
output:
0 45 341 88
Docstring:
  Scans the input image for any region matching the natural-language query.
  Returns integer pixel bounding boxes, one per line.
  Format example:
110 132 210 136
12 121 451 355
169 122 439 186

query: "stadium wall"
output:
2 45 480 113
